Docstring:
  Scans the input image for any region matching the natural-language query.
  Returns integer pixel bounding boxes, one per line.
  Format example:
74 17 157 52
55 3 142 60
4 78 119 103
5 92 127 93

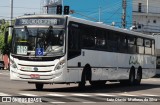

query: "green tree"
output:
0 19 10 54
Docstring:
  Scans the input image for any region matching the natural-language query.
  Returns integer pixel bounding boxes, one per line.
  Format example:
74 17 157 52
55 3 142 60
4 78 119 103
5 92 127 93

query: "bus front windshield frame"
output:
11 27 65 57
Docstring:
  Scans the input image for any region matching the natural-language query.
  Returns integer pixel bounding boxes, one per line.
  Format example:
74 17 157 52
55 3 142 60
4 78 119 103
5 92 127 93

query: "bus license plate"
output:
30 74 40 79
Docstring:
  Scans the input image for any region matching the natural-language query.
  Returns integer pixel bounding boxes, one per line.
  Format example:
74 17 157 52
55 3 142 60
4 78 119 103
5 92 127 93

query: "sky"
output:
0 0 132 28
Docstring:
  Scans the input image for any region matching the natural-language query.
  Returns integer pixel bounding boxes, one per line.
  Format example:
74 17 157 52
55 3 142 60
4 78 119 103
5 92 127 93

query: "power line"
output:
0 5 39 9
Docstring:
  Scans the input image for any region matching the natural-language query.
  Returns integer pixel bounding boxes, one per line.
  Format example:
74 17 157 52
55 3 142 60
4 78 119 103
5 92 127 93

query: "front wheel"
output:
35 83 44 91
78 72 86 89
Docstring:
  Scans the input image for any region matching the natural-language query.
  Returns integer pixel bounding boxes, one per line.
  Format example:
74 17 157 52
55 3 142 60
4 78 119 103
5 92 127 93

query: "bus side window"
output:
108 31 118 52
137 37 144 54
68 27 81 59
81 26 95 49
95 28 106 50
128 36 136 54
118 34 127 53
144 39 152 55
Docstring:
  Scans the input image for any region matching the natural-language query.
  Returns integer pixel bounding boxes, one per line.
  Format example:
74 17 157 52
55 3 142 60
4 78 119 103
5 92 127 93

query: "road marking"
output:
82 102 96 103
142 79 160 81
141 94 159 96
19 93 37 96
47 94 66 97
50 102 66 104
0 73 9 76
0 92 11 96
119 93 137 96
95 94 116 96
72 94 92 97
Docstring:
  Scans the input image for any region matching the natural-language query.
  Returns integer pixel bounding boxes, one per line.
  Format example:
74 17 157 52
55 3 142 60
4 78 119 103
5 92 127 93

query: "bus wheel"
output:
35 83 44 91
78 71 86 89
135 67 142 85
128 67 135 86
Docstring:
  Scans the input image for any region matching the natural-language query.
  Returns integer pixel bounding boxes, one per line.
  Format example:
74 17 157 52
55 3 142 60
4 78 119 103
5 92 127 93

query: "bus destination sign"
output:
15 18 65 26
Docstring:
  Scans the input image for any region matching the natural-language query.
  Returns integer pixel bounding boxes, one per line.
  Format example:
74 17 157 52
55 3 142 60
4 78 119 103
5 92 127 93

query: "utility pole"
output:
122 0 127 28
147 0 149 13
9 0 13 36
99 6 101 22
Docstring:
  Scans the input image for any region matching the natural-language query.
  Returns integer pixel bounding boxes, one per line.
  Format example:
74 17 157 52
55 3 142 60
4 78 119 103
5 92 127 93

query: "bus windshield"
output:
12 27 65 57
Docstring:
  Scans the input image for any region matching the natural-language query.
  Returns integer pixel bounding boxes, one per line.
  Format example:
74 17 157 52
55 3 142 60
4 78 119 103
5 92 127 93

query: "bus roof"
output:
67 15 154 40
16 14 66 19
15 14 154 39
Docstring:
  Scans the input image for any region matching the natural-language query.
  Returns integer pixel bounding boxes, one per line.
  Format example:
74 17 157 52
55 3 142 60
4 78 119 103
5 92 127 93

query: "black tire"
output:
78 65 91 89
128 67 135 86
78 72 86 89
35 83 44 91
135 67 142 85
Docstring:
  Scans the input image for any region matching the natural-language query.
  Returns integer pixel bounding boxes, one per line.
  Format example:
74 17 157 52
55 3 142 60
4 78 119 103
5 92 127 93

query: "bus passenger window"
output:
68 27 81 59
95 29 106 50
108 33 118 52
118 35 127 53
137 38 144 54
145 39 152 55
128 36 136 54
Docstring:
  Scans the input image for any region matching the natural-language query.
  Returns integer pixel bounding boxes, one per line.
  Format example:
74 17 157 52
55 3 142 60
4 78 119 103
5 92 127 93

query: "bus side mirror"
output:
4 31 8 45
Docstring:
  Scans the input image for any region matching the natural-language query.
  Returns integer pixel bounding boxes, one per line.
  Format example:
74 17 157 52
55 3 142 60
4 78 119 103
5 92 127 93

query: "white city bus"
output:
10 15 156 90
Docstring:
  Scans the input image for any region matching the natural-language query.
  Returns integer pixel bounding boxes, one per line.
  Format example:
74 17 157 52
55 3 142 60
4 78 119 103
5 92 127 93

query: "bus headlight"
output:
10 59 17 69
54 60 65 71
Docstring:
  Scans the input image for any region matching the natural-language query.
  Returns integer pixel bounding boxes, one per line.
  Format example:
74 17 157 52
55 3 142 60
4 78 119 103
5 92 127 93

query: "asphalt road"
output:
0 70 160 105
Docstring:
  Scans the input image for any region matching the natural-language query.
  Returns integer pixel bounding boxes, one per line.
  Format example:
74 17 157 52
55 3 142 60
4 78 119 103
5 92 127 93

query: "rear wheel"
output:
35 83 44 91
135 67 142 85
120 67 135 86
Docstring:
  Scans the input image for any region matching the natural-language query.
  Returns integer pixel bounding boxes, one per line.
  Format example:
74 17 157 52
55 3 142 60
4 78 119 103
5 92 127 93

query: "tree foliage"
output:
0 19 10 54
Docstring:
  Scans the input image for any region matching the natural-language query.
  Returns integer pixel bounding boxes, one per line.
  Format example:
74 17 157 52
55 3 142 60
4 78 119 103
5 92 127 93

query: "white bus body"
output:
10 15 156 90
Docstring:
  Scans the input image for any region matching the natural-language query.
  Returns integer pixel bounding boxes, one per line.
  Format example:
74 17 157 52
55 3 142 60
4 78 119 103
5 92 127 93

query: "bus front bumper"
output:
10 69 64 83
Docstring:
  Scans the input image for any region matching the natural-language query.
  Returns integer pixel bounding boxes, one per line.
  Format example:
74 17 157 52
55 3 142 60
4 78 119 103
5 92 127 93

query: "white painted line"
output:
19 93 37 97
0 92 11 96
47 94 66 97
82 102 96 103
119 94 137 96
143 79 160 81
96 94 116 97
50 102 66 104
0 73 9 76
72 94 92 97
142 94 159 96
